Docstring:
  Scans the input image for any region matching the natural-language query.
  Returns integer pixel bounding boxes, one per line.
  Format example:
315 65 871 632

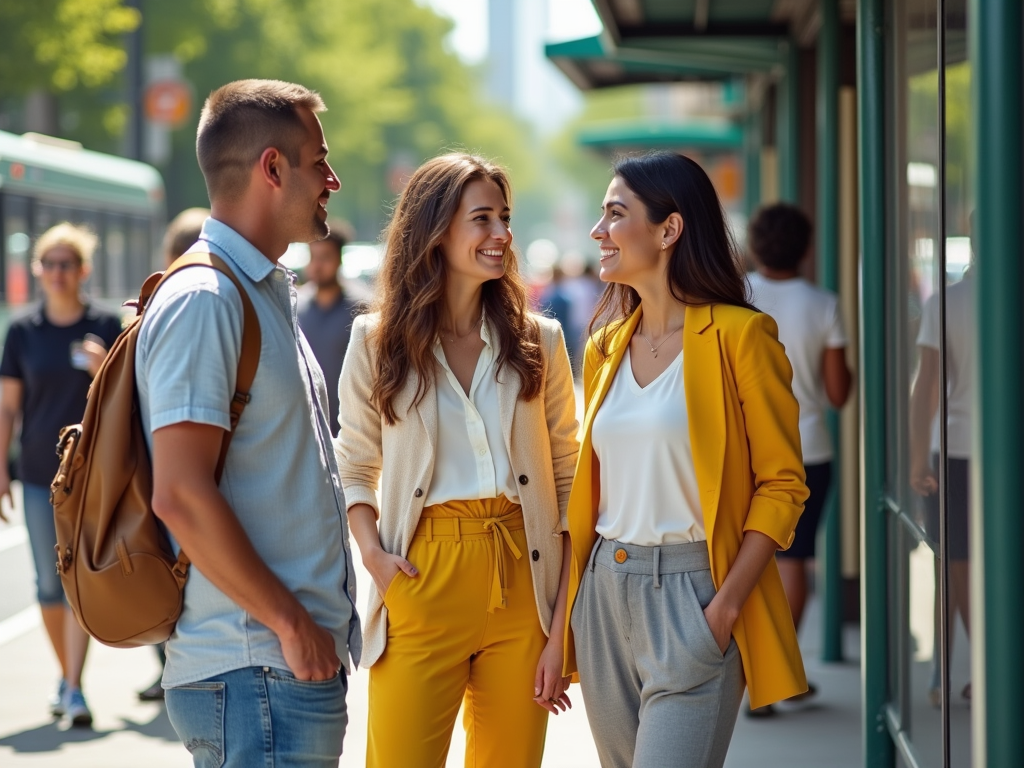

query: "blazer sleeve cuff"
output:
743 495 803 550
344 486 380 517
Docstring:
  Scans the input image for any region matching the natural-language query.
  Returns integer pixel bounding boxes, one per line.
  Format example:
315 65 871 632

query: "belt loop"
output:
653 547 661 588
426 518 433 542
453 518 461 542
590 537 602 571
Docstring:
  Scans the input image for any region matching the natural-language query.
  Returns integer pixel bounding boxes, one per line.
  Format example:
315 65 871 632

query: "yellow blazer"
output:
564 303 810 709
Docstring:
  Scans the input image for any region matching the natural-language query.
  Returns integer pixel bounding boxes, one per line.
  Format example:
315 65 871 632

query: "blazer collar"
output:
582 303 715 436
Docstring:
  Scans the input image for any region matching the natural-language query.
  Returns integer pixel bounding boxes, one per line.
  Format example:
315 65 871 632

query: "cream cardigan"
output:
334 313 580 668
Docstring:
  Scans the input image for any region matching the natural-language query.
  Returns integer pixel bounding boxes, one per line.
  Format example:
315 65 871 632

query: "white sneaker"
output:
49 679 67 718
60 687 93 728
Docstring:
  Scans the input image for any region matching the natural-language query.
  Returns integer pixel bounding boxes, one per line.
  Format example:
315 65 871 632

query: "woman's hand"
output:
362 545 418 599
81 337 108 378
703 597 740 655
533 637 572 715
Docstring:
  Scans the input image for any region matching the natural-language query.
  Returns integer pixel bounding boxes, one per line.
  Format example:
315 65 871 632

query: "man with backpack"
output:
135 79 360 767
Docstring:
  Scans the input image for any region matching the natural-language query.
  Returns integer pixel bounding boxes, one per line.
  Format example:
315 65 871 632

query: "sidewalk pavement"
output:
0 566 862 767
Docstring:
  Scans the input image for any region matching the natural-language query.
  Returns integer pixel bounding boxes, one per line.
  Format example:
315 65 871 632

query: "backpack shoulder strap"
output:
157 250 262 480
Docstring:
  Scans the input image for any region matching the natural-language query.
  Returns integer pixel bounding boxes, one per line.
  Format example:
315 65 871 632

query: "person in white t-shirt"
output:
909 226 975 707
747 204 852 711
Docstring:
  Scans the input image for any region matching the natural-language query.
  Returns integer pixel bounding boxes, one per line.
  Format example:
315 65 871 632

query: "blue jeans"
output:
165 666 348 768
22 482 65 606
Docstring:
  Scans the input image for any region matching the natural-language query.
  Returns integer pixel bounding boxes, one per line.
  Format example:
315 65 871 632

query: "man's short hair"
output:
163 207 211 262
317 219 355 260
747 203 813 272
196 79 326 203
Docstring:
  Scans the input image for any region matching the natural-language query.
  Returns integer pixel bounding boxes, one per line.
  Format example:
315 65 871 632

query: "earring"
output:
661 242 667 250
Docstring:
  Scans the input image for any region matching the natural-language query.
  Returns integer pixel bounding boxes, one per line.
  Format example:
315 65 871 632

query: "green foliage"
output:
0 0 140 94
141 0 543 236
908 62 973 234
1 0 550 240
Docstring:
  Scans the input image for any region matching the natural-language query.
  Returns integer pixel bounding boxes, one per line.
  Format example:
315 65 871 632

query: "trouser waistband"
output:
591 537 710 588
415 501 524 611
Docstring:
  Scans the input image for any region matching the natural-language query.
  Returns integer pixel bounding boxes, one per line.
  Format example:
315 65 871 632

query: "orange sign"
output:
144 81 192 127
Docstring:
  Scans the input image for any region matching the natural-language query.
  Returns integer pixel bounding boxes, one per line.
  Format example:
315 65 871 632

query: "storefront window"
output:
886 0 976 765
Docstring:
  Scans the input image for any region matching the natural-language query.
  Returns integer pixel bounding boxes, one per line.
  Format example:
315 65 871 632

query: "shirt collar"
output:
198 218 277 283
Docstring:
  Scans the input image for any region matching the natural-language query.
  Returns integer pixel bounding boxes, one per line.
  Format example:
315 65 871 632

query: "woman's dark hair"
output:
747 203 812 271
589 152 756 353
370 153 542 425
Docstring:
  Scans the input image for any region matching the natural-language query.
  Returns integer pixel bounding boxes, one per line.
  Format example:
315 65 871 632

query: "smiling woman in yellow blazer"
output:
564 152 809 768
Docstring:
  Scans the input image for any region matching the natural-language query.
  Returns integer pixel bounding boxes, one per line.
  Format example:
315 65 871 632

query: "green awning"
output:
578 119 744 150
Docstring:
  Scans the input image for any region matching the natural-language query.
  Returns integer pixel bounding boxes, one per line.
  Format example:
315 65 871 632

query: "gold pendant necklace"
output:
636 321 684 358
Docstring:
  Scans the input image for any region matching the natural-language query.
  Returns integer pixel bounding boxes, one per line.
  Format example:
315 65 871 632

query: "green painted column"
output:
779 41 801 203
744 104 762 217
817 0 843 664
971 0 1024 765
856 0 893 764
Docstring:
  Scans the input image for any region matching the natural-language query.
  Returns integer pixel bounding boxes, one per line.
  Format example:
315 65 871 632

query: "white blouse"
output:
424 317 519 507
592 348 705 546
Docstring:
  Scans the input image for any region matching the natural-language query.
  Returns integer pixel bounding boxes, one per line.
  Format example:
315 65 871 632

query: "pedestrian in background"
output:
136 205 212 704
0 223 122 728
336 153 579 768
137 79 359 768
565 152 809 768
297 218 359 436
746 203 852 715
539 264 576 364
161 207 211 268
910 216 976 707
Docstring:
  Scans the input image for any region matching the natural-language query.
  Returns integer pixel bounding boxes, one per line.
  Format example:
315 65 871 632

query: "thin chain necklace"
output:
441 313 483 345
635 319 685 358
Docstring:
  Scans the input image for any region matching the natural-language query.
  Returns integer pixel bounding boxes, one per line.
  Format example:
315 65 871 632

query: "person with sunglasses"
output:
0 222 122 727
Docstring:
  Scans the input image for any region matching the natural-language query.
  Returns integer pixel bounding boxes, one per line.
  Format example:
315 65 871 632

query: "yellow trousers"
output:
367 498 549 768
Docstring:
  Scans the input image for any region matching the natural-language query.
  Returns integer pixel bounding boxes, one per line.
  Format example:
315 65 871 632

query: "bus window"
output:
3 194 31 306
104 215 127 298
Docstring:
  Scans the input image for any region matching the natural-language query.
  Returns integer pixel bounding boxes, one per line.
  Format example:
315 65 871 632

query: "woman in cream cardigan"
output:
565 152 810 768
335 153 579 768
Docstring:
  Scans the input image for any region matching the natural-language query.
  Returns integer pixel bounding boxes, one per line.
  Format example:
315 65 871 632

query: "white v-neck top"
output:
425 317 519 507
592 348 705 545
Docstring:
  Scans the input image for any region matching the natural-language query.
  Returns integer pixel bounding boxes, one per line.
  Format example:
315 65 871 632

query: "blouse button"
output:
531 550 540 561
518 475 528 485
414 488 423 498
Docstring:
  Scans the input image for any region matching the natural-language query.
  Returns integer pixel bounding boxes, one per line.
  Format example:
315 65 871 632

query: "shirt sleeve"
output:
0 324 24 380
137 273 242 433
917 292 940 350
825 294 849 348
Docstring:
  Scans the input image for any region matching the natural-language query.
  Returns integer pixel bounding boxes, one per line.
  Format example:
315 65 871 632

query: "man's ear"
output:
258 147 284 190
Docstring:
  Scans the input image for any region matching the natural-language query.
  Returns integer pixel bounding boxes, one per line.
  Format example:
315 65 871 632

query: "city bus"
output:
0 130 165 329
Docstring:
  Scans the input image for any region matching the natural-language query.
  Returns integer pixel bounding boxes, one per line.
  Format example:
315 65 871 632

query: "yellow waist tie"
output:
417 500 524 612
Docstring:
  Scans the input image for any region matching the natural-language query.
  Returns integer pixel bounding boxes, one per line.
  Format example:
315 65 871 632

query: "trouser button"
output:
614 548 628 563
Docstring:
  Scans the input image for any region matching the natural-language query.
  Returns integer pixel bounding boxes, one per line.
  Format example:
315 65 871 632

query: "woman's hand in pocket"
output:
703 597 739 655
362 546 418 598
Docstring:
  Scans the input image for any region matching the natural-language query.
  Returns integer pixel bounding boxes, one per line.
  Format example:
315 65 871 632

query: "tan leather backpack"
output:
50 251 261 648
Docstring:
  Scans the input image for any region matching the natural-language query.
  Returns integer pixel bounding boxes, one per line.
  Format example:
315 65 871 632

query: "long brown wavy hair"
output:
589 152 757 355
370 153 542 425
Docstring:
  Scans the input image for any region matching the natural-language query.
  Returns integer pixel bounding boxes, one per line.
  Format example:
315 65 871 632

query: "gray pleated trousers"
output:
571 538 745 768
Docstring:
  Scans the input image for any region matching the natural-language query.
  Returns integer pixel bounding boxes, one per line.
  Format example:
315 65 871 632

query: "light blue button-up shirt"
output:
136 218 360 687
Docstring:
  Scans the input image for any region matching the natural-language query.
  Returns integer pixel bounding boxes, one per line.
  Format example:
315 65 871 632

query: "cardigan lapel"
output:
496 364 520 458
581 309 641 440
683 303 726 536
394 372 437 455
